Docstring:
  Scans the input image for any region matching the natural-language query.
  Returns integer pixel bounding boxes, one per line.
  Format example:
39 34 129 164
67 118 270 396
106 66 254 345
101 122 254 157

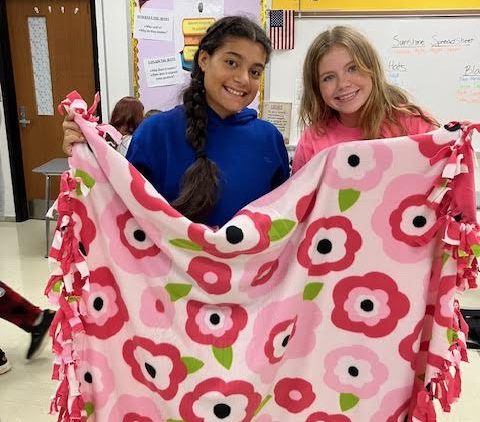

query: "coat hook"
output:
61 6 65 14
34 6 40 14
48 5 52 13
74 7 79 14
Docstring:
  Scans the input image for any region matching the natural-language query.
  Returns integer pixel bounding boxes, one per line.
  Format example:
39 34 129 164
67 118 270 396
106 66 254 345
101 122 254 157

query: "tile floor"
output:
0 220 479 421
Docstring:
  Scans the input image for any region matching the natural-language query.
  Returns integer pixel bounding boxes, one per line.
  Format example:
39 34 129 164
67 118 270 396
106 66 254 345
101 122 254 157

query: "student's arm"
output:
291 143 307 174
271 130 290 189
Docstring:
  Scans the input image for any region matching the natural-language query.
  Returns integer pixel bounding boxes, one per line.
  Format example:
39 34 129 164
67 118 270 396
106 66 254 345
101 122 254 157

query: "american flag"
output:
269 9 294 50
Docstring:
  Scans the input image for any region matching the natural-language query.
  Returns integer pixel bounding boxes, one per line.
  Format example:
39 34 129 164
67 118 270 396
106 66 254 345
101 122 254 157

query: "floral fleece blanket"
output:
45 92 480 422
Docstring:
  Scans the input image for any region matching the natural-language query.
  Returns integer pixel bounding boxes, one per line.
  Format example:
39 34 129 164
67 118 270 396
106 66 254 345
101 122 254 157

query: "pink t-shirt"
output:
292 114 436 173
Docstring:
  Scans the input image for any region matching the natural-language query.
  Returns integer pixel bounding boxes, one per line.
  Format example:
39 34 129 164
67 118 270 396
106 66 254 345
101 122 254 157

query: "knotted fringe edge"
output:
411 123 480 422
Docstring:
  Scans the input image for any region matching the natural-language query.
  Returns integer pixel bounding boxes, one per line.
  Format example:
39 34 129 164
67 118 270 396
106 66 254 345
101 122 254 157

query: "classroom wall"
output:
0 0 133 219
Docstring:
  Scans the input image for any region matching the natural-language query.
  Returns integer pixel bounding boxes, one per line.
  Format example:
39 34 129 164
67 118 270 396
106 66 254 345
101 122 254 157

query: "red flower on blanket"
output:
389 194 440 247
185 300 248 347
82 266 129 339
107 394 165 422
71 198 96 256
129 164 182 217
246 295 322 383
399 318 424 370
306 412 352 422
123 336 187 400
179 378 261 422
76 349 114 409
332 272 410 337
434 275 457 327
297 216 362 276
408 129 456 159
238 242 293 298
188 210 272 258
187 256 232 295
372 174 437 263
117 210 161 258
274 377 316 413
324 345 388 399
296 190 318 223
101 197 172 276
324 142 393 191
140 285 175 329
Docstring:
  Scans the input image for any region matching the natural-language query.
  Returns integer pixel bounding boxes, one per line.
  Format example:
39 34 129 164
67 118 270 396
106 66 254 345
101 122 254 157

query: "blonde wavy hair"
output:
299 26 438 139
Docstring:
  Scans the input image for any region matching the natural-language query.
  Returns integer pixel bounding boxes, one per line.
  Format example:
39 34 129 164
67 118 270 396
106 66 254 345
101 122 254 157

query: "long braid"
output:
171 16 272 222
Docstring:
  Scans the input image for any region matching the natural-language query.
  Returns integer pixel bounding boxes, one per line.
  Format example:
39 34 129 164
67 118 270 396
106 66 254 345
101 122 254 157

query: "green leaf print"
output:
471 244 480 257
166 419 184 422
447 328 458 345
441 252 450 266
303 282 324 301
52 280 63 293
338 189 360 212
84 402 94 418
181 356 204 374
169 238 203 251
74 169 95 196
339 392 359 411
254 394 272 416
268 219 296 241
165 283 192 302
212 346 233 370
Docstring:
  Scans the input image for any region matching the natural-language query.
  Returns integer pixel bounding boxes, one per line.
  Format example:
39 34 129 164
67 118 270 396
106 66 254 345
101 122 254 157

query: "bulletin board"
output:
130 0 266 112
271 0 480 11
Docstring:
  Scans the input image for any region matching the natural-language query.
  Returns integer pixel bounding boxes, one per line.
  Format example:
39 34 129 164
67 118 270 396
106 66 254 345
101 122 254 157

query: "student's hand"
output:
62 111 85 156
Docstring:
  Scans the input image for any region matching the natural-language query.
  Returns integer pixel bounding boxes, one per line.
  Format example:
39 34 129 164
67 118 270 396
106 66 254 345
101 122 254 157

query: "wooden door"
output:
5 0 95 214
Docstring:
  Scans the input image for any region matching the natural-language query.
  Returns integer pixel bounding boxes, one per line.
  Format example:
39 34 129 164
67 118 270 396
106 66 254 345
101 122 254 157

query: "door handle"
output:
19 105 31 128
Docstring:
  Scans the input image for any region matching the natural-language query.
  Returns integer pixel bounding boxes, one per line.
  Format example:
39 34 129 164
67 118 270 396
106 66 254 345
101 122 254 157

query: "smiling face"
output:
318 44 373 128
198 37 267 119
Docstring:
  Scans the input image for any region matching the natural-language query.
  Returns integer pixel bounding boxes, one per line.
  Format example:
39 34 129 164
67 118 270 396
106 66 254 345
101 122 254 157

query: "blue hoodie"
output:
126 105 289 227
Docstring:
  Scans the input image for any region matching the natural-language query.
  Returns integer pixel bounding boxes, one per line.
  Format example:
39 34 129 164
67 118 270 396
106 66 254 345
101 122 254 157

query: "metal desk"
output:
32 158 69 257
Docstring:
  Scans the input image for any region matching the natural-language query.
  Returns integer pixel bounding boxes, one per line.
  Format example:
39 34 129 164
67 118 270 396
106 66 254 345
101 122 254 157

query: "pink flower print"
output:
274 377 316 414
101 197 172 276
325 142 393 191
187 256 232 295
108 394 165 422
82 267 129 339
324 345 388 399
140 285 175 329
369 387 411 422
117 210 160 258
246 295 322 383
76 349 114 410
372 174 437 263
434 275 456 327
297 216 362 276
122 336 187 400
129 164 182 217
185 300 248 348
306 412 352 422
187 210 272 258
71 198 96 256
179 378 262 422
332 272 409 338
389 194 440 247
409 129 456 159
238 242 294 298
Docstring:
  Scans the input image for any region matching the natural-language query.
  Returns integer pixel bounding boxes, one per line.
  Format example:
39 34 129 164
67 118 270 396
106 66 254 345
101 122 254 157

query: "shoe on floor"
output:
0 349 12 374
26 309 55 360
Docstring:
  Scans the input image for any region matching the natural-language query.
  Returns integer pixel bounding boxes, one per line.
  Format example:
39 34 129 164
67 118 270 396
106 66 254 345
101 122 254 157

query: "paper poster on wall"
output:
134 8 173 41
272 0 299 9
299 0 480 11
144 55 182 87
263 101 292 144
174 0 224 72
132 0 264 112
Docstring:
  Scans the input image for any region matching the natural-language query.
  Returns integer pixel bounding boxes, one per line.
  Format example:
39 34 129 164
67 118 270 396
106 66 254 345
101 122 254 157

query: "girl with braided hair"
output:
63 16 289 227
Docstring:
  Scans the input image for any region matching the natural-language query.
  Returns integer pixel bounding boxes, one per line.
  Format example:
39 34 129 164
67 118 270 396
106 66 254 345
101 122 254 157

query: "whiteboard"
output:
267 16 480 144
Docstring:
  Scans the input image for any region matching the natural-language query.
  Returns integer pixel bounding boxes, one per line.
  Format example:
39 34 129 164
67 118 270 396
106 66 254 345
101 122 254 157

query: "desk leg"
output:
45 175 51 258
